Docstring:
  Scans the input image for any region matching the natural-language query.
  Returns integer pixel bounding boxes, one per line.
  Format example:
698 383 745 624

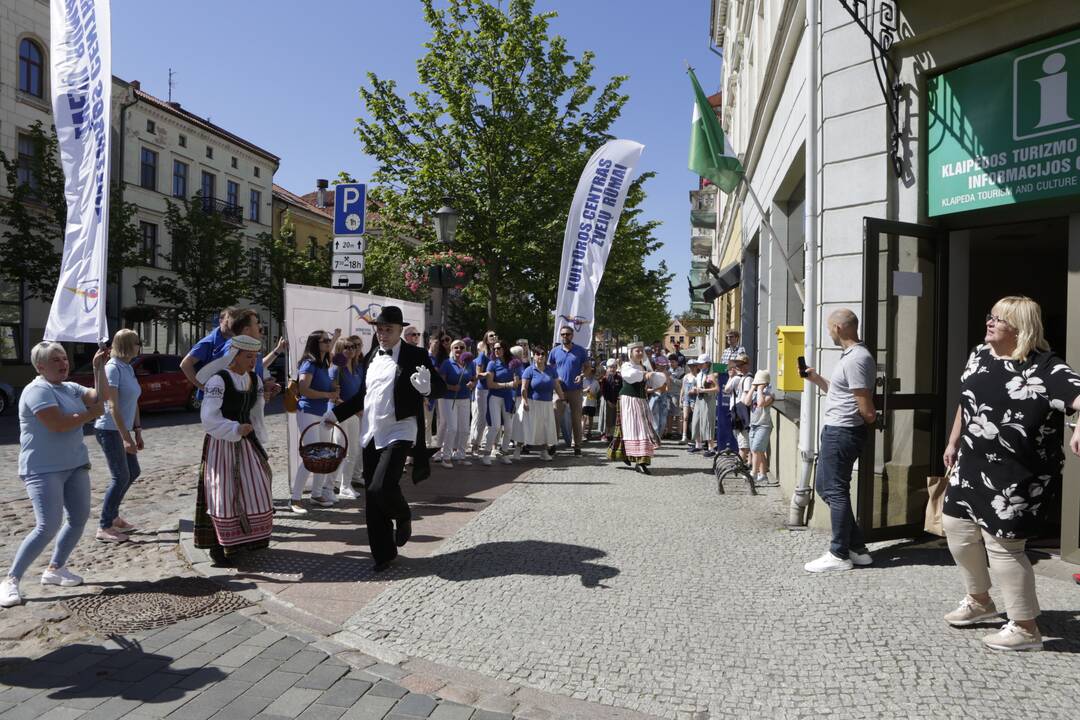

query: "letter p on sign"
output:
334 183 367 235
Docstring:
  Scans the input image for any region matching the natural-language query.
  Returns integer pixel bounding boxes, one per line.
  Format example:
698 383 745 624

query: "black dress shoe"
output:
395 516 412 547
372 555 398 572
622 454 632 467
573 447 582 456
636 464 651 475
209 547 233 567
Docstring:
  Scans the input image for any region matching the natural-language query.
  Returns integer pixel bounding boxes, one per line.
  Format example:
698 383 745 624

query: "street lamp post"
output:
432 199 459 331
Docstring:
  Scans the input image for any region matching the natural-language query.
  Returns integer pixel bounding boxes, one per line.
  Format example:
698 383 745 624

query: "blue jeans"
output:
95 428 141 529
649 395 670 435
559 405 572 446
8 466 91 579
815 424 868 559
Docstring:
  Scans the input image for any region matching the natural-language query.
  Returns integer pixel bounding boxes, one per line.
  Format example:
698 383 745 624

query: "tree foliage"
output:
148 197 247 334
0 121 153 305
247 209 330 334
354 0 671 341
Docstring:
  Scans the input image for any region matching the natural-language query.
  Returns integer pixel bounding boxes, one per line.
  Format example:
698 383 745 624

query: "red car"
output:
70 353 198 411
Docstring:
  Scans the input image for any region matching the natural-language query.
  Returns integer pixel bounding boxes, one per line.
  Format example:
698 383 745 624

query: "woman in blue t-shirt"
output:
520 346 564 461
94 329 144 544
482 341 518 466
2 342 108 608
329 336 365 500
292 330 339 513
436 339 476 467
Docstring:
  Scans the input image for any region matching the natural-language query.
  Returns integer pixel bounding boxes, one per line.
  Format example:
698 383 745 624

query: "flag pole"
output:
739 176 806 303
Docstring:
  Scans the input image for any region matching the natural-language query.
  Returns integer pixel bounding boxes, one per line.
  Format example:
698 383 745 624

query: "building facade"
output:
0 0 50 377
0 0 280 385
712 0 1080 560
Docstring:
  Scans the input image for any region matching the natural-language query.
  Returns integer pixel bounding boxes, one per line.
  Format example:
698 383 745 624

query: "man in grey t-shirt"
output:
803 308 877 573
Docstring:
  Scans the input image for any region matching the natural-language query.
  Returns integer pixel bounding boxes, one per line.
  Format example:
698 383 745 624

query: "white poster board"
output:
283 283 426 488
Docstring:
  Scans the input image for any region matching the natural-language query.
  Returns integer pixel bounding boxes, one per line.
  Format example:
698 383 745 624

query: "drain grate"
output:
62 576 250 633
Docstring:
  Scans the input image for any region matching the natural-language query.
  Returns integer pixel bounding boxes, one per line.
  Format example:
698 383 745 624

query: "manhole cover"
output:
62 577 250 633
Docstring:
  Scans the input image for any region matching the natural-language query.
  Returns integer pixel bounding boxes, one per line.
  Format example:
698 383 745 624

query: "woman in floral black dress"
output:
942 296 1080 651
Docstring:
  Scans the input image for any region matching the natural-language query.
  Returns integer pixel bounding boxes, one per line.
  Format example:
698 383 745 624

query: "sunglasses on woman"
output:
343 344 356 350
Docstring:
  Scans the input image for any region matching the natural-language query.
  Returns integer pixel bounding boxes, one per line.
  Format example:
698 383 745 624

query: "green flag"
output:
688 67 743 193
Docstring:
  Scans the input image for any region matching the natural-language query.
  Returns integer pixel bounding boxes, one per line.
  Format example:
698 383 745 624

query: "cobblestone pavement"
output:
0 409 289 660
340 447 1080 720
0 608 521 720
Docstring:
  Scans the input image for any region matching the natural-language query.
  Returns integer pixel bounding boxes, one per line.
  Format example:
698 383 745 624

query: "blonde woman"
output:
940 296 1080 651
94 329 144 543
329 336 364 499
1 343 107 607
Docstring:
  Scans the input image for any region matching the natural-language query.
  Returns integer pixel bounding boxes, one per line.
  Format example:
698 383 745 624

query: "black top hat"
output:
372 306 405 326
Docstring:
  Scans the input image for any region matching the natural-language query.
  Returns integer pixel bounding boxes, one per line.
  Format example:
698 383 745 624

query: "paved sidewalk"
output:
0 608 516 720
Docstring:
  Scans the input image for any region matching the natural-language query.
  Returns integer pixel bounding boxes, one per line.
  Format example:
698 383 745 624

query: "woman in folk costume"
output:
195 336 273 566
608 342 661 474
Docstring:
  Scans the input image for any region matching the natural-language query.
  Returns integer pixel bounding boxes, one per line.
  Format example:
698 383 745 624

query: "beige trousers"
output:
943 513 1040 621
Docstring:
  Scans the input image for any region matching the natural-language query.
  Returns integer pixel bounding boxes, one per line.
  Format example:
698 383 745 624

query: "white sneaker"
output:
482 456 493 466
440 459 453 469
432 451 444 462
540 451 553 462
289 502 309 514
500 455 513 465
41 567 83 587
804 551 853 573
513 447 522 460
849 549 873 566
982 621 1043 652
338 484 359 500
452 451 466 462
458 458 473 466
310 495 333 508
0 578 21 607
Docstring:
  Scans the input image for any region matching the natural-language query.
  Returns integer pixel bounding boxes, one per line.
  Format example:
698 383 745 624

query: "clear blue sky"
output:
112 1 721 316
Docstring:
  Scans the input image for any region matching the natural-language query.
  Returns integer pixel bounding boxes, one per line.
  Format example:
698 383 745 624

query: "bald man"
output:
802 308 877 573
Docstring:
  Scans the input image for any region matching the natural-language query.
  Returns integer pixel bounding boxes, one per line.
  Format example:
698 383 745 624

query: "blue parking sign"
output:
334 183 366 235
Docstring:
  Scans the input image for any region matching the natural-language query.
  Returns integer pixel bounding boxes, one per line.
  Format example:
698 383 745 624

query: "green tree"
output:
354 0 670 339
148 196 247 337
0 121 157 315
0 121 65 301
247 209 331 336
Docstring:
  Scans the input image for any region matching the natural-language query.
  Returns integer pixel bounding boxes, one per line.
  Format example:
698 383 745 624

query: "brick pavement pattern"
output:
0 610 504 720
340 449 1080 720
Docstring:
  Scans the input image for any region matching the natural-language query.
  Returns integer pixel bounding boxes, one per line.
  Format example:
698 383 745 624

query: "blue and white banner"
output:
44 0 112 343
552 139 644 349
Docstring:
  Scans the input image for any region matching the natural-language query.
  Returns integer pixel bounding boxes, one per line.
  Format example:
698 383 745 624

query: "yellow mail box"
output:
775 325 805 392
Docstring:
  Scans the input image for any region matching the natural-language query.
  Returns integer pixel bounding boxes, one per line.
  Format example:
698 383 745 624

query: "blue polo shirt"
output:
189 329 264 398
548 344 589 391
329 364 364 403
439 359 474 400
19 378 90 476
95 358 141 432
298 359 333 415
522 366 558 402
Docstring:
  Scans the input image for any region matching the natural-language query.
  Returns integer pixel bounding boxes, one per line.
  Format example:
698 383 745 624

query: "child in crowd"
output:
582 366 600 441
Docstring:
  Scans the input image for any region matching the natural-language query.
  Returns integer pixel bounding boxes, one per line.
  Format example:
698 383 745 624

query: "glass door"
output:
859 219 947 540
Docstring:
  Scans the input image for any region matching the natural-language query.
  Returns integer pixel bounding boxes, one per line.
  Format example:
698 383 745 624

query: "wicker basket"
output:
299 421 348 474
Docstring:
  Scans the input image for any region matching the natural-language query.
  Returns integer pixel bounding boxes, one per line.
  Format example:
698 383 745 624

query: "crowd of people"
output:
4 296 1080 654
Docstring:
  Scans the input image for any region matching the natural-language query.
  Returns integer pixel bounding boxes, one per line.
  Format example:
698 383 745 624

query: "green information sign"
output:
927 28 1080 216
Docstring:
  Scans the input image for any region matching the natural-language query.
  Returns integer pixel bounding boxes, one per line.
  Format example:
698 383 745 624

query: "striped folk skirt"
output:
194 434 273 556
608 395 660 465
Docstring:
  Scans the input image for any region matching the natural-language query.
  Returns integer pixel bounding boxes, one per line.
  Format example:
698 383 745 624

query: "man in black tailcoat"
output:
326 307 446 571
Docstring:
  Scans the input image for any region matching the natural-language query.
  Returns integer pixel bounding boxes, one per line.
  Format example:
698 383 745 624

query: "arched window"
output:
18 39 44 98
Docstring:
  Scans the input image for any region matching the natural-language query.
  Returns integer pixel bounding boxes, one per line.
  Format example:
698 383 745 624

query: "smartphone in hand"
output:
797 356 808 378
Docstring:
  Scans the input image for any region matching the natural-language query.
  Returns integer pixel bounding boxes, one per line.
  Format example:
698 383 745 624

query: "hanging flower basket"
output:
401 251 483 297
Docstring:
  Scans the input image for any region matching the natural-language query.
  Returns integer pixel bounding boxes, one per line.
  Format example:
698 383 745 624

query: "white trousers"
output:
469 388 488 449
293 412 333 500
438 397 471 457
484 395 514 456
332 414 361 491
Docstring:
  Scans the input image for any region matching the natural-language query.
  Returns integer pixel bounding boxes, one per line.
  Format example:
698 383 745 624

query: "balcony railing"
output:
199 196 244 225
